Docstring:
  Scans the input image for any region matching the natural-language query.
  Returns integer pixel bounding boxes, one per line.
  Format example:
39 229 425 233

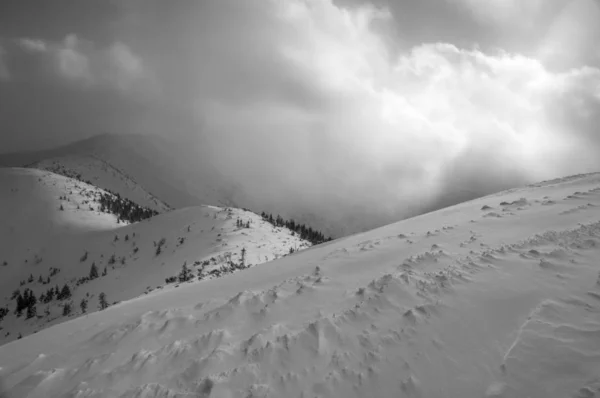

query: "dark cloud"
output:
0 0 120 44
1 0 600 236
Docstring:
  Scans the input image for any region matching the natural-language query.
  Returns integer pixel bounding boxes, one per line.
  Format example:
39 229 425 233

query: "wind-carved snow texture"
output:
2 172 600 397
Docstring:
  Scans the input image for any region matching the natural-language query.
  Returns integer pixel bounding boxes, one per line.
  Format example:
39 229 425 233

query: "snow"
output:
2 170 600 397
0 168 312 346
31 155 171 213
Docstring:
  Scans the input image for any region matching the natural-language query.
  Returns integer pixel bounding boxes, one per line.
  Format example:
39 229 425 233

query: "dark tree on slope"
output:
97 191 158 223
260 212 333 245
99 292 109 310
89 263 99 280
63 302 72 316
178 263 193 282
80 298 88 313
58 284 72 300
15 294 25 317
26 304 37 319
0 307 9 323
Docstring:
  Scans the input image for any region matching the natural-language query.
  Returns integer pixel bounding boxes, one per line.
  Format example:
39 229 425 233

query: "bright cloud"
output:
13 34 150 93
3 0 600 235
106 41 148 92
18 38 48 53
55 34 93 84
188 0 600 233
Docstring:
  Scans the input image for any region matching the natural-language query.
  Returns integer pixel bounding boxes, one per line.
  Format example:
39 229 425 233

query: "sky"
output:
1 0 600 234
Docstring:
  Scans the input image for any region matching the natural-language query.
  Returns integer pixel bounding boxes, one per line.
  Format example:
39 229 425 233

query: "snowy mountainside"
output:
0 168 312 346
30 155 171 213
0 133 240 210
2 172 600 397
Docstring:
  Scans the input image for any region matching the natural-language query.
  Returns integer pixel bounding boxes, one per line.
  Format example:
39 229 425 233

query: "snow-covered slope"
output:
0 168 312 346
0 133 240 210
31 155 170 213
2 172 600 397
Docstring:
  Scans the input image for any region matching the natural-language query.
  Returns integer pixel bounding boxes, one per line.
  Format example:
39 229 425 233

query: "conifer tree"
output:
80 298 88 313
178 263 193 282
15 293 25 317
241 248 247 268
99 292 109 310
89 263 99 280
59 284 71 300
26 304 36 319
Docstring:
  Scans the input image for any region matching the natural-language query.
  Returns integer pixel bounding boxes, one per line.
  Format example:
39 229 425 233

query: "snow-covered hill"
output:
2 171 600 397
0 168 312 346
31 155 170 213
0 133 240 210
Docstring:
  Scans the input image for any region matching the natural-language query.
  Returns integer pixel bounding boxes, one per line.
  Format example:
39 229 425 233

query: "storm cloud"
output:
1 0 600 235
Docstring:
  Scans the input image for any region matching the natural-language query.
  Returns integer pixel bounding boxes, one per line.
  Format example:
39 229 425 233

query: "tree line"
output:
260 212 333 245
97 191 158 223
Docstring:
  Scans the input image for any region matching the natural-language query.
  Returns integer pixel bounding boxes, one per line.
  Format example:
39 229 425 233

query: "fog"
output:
1 0 600 235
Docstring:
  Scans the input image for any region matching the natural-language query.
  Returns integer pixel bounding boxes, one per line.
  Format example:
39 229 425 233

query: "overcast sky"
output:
1 0 600 233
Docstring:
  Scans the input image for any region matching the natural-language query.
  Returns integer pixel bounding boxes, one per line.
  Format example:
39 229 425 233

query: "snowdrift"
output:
1 172 600 397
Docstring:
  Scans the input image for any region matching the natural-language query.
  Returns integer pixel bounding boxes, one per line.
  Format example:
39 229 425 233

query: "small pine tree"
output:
63 302 72 316
26 304 37 319
80 298 88 313
59 284 71 300
99 292 109 310
59 204 64 211
178 263 193 282
89 263 99 279
28 274 34 283
241 248 247 268
38 275 43 283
